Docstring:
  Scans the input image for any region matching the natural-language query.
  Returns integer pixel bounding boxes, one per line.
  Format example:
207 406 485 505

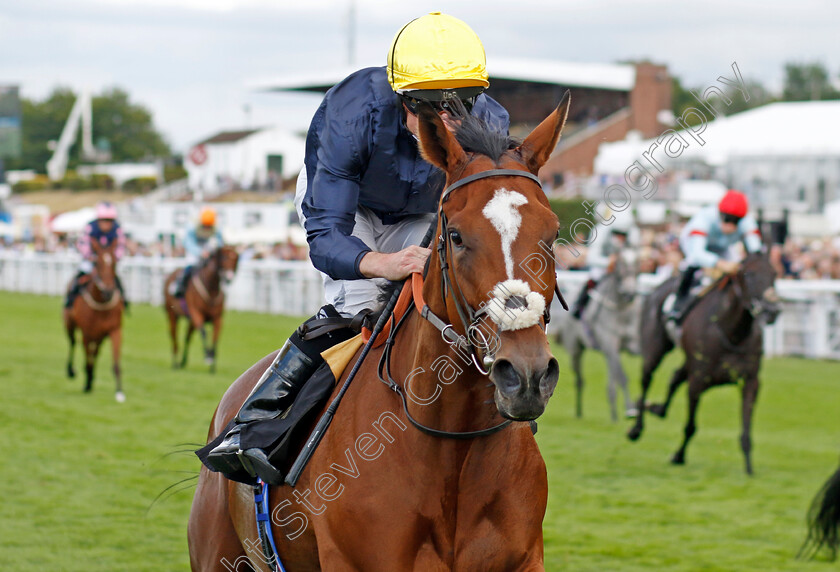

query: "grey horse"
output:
554 250 640 421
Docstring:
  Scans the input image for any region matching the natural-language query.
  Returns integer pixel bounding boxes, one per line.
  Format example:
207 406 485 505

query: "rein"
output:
81 287 121 311
376 273 512 439
191 274 224 305
192 249 226 305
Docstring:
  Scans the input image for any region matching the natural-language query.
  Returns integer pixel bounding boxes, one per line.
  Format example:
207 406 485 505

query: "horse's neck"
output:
198 260 220 292
717 281 754 342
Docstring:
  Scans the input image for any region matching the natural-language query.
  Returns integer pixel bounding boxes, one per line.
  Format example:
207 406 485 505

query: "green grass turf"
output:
0 290 837 570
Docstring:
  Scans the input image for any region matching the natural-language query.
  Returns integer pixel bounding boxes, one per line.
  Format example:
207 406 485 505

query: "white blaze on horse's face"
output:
481 188 546 332
482 188 527 280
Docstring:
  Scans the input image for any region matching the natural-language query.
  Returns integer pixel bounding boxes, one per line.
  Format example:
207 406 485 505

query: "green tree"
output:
7 86 170 173
92 87 170 163
672 76 774 124
782 62 840 101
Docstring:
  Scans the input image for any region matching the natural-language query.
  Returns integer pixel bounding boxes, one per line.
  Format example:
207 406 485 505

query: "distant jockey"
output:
669 189 762 321
174 206 224 299
64 201 127 308
571 211 635 319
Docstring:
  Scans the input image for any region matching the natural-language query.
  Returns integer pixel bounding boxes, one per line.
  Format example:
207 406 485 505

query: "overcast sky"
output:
1 0 837 152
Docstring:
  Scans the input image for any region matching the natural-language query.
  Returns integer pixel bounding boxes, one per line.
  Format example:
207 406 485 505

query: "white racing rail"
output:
1 250 838 359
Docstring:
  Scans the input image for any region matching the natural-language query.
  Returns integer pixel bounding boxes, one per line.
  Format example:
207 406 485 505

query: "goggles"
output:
720 212 742 225
399 86 484 116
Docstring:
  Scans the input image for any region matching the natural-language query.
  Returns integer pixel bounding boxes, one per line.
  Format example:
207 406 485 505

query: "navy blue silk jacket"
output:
301 66 510 280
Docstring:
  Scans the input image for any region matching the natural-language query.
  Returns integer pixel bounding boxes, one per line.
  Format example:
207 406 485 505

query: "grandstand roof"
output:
249 58 636 93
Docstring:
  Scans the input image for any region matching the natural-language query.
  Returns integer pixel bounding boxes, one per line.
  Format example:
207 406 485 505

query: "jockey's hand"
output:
359 246 431 281
716 259 740 274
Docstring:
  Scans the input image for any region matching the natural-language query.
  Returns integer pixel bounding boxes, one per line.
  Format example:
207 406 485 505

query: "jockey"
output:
202 12 510 483
64 201 127 308
669 189 763 321
174 206 224 298
571 211 634 319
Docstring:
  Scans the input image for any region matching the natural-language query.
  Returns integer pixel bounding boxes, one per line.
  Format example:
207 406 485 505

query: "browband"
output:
440 169 541 204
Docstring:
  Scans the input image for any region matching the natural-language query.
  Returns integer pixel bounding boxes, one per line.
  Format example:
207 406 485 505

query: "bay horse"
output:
800 460 840 560
626 252 780 474
188 95 571 571
63 239 125 402
554 249 640 421
164 245 239 373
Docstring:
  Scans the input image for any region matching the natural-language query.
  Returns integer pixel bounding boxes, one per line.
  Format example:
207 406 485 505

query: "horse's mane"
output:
447 100 521 162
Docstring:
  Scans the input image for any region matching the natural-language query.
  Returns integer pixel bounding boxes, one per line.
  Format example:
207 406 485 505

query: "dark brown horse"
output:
188 96 570 570
801 460 840 561
64 239 125 401
627 252 779 474
164 245 239 373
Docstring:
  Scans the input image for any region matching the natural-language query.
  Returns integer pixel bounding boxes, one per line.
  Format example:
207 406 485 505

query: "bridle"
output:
377 167 568 439
433 168 566 373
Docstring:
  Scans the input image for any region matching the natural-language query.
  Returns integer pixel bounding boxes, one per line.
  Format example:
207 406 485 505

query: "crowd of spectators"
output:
554 223 840 281
8 223 840 280
0 233 309 262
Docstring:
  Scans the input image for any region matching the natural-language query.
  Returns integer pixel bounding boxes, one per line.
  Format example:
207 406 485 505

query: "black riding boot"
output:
204 339 317 481
174 267 192 298
203 306 363 483
670 266 698 322
572 279 596 319
64 271 86 308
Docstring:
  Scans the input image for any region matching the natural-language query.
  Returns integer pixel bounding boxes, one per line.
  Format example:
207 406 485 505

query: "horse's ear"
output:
516 90 571 175
417 104 466 173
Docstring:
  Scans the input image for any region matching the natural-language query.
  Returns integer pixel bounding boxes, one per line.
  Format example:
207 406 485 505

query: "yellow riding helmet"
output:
387 12 489 97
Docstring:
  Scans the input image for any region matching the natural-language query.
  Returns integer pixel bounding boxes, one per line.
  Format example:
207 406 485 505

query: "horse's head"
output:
608 248 638 306
90 239 118 298
417 93 570 421
217 245 239 285
740 251 780 324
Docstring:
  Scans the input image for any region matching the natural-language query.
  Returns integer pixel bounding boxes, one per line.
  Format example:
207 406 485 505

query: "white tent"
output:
51 207 95 233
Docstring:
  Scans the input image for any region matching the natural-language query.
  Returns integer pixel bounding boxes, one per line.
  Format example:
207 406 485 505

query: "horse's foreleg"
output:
208 315 222 374
671 383 701 466
627 333 671 441
602 344 625 423
570 341 584 419
168 308 180 369
111 328 125 403
648 364 688 418
84 337 101 393
181 322 196 369
740 377 759 475
65 311 76 379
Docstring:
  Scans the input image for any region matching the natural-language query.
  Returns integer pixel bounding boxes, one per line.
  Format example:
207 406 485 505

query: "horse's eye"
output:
449 230 464 247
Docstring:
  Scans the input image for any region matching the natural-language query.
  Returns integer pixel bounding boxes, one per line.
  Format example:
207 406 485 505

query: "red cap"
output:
718 190 748 219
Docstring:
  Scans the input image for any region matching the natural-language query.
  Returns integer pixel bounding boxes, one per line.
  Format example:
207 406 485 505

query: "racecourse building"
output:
253 58 673 194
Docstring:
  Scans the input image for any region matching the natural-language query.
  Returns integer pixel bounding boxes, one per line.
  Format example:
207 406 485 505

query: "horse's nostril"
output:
491 359 522 395
539 358 560 394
